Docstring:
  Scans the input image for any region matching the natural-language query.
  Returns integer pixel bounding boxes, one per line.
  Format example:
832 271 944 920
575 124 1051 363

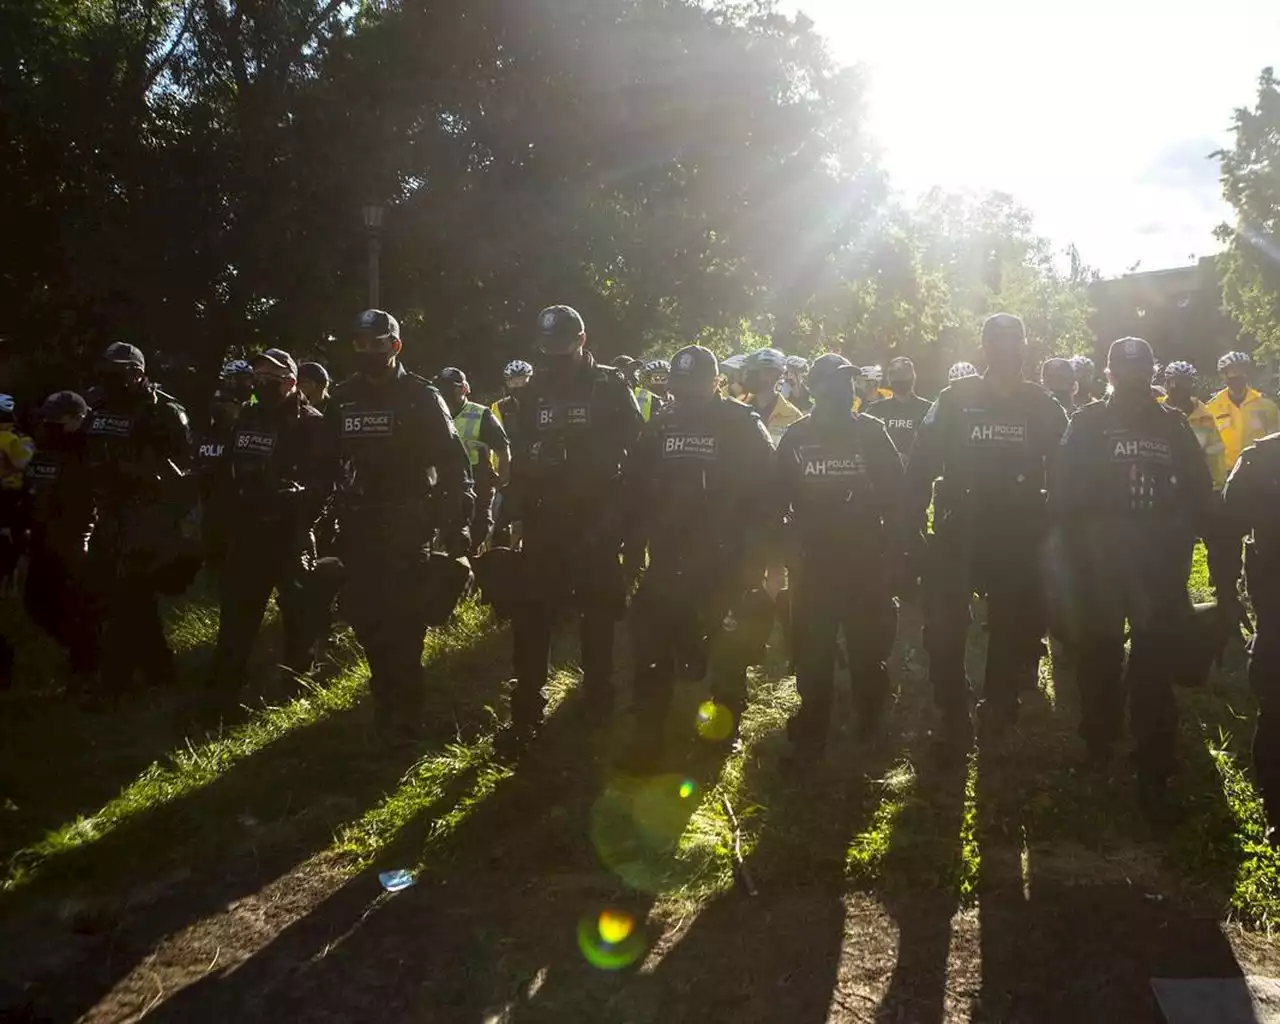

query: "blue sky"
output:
782 0 1279 275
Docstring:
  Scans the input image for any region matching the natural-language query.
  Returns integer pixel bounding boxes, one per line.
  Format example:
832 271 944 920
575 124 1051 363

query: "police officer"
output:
1041 357 1078 412
298 361 331 412
491 360 532 548
502 304 643 754
1222 430 1280 839
1070 354 1099 405
330 311 475 739
624 345 775 767
778 354 905 757
196 360 252 575
907 314 1067 747
436 367 510 554
203 349 336 715
1208 351 1280 471
24 391 98 693
1052 337 1234 818
83 341 195 696
721 354 749 401
865 356 933 463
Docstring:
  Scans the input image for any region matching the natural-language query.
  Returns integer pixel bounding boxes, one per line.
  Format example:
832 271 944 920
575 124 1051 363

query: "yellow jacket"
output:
760 394 804 443
853 388 893 413
1206 386 1280 472
1184 399 1229 491
0 428 34 491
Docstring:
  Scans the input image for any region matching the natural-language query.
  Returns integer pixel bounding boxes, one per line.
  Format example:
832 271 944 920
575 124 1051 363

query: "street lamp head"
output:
361 202 385 230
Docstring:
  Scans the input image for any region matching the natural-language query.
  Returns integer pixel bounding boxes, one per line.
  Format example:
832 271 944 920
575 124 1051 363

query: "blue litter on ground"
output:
378 870 417 893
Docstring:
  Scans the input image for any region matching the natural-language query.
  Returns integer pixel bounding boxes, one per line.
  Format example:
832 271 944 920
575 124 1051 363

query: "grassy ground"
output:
1 551 1278 1022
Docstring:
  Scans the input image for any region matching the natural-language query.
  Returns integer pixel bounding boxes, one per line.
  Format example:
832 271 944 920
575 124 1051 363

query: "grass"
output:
3 543 1280 1019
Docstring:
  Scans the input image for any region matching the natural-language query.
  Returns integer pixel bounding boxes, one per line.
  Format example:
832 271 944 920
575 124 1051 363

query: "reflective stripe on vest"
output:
455 401 491 469
490 400 504 428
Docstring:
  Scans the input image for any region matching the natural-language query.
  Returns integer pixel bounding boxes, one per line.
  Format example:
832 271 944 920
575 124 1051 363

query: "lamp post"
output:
362 202 385 310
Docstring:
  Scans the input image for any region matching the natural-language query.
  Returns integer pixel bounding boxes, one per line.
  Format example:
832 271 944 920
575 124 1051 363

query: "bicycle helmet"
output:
785 355 810 376
503 359 533 388
859 365 884 383
947 361 979 382
1163 360 1197 382
1218 351 1252 372
1069 355 1096 381
640 359 671 390
220 359 253 381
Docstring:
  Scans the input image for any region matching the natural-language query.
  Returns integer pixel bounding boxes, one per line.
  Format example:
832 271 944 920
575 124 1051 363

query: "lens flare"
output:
590 774 704 892
695 701 735 742
679 779 696 799
577 908 645 970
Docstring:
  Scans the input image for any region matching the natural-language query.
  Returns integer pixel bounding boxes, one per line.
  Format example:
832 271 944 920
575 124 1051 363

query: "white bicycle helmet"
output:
859 365 884 383
640 358 671 390
1163 360 1197 381
221 359 253 380
947 361 979 382
746 348 787 374
503 359 533 388
785 355 810 376
1069 354 1096 380
1218 351 1252 372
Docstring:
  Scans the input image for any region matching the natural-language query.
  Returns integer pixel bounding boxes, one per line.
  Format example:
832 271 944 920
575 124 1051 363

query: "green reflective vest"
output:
634 388 656 422
455 401 493 470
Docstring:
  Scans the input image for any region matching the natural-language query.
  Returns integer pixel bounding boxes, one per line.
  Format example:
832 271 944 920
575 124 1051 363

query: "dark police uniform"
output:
625 388 775 759
194 405 239 573
906 373 1067 734
1223 433 1280 830
864 393 934 464
506 351 642 736
1052 389 1224 791
25 417 98 683
84 380 194 693
777 407 904 748
329 363 474 729
207 392 335 699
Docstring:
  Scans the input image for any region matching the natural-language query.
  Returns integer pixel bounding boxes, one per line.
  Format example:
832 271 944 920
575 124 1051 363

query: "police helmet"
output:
503 359 533 388
1218 350 1252 372
947 361 979 382
640 359 671 390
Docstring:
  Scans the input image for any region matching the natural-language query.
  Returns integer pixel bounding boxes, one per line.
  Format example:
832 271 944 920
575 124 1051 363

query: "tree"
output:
1216 66 1280 358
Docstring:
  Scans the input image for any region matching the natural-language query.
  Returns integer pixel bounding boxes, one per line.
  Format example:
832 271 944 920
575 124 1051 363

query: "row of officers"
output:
8 306 1280 833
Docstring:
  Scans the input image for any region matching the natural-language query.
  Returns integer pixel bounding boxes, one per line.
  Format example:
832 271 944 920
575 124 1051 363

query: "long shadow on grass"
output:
0 626 511 1024
140 689 647 1024
970 661 1250 1021
614 701 912 1024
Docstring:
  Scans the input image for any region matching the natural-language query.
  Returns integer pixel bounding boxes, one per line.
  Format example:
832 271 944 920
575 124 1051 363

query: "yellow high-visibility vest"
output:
634 387 657 422
1206 386 1280 472
455 401 495 471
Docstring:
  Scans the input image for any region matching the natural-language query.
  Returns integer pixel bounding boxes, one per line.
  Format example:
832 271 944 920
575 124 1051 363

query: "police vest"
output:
455 401 494 471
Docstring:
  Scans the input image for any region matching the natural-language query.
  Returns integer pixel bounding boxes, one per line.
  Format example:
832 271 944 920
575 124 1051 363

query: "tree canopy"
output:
1217 66 1280 360
1 0 1095 403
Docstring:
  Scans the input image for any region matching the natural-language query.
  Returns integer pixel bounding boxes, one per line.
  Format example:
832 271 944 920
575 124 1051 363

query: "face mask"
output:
888 380 912 396
252 380 289 406
356 350 394 377
1227 377 1248 398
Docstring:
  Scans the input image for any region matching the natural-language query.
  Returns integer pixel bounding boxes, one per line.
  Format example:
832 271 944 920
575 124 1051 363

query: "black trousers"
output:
209 540 330 692
93 562 174 693
25 544 99 676
1070 526 1193 783
791 561 897 744
924 518 1045 720
509 536 623 731
629 564 745 739
1249 573 1280 829
342 541 436 726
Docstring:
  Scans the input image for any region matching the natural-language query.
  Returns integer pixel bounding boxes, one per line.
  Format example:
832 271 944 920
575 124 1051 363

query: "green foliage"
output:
1216 67 1280 358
